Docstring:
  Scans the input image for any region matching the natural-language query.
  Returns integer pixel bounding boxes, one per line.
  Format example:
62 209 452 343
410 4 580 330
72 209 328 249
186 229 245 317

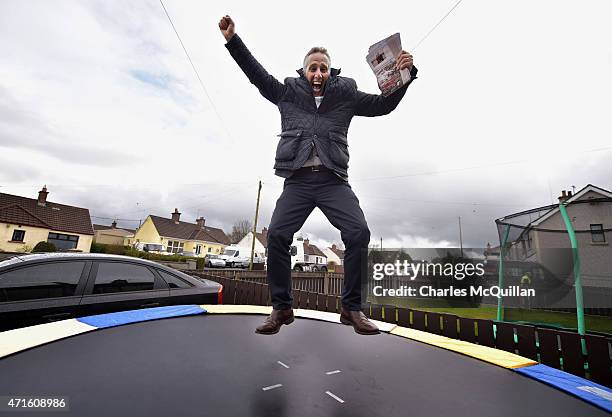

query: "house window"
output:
48 232 79 251
590 224 606 243
526 232 532 250
208 247 212 253
195 245 202 255
11 230 25 242
167 240 184 253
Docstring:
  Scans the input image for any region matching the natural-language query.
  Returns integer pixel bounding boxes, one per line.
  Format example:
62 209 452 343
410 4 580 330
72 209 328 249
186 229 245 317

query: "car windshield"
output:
223 250 236 256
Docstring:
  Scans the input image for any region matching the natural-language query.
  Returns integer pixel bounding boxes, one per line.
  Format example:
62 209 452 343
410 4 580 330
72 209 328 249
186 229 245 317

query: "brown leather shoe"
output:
255 309 295 335
340 307 380 335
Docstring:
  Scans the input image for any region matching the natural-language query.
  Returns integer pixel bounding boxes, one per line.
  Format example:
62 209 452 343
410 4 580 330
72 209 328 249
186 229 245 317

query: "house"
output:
0 186 94 253
497 184 612 308
484 243 501 260
323 243 345 272
133 209 230 256
303 238 327 268
93 221 135 246
324 243 344 265
237 227 268 257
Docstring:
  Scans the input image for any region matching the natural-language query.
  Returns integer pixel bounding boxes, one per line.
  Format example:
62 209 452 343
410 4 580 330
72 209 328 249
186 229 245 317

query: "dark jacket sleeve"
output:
353 66 418 117
225 34 287 105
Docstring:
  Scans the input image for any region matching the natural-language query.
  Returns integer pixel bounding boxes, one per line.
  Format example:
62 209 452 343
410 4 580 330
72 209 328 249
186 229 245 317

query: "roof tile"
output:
0 193 94 236
150 215 230 245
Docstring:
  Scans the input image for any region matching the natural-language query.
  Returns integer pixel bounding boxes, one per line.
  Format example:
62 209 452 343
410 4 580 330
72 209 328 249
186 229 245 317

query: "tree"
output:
32 241 56 253
230 219 252 244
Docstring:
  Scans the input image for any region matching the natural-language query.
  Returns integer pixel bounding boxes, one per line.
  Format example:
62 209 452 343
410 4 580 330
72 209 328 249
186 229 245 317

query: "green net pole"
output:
496 224 510 322
559 202 586 353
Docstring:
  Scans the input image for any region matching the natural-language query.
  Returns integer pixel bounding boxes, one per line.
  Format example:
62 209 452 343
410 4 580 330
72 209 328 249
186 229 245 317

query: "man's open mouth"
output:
312 79 322 93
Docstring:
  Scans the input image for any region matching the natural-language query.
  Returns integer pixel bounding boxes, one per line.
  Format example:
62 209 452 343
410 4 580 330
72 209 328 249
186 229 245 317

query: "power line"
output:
91 183 255 222
352 145 612 183
352 159 524 183
360 195 535 208
5 145 609 191
180 183 255 211
158 0 233 141
412 0 464 51
90 215 140 222
0 180 255 189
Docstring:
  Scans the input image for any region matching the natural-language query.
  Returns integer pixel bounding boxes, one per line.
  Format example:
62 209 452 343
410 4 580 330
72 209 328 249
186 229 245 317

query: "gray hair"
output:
303 46 331 71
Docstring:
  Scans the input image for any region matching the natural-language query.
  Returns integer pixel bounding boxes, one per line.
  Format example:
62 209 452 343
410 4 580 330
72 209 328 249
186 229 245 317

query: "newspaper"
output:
366 33 411 96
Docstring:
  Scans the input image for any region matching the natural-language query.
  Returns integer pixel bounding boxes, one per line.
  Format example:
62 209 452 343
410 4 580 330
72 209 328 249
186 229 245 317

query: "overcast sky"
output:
1 0 611 250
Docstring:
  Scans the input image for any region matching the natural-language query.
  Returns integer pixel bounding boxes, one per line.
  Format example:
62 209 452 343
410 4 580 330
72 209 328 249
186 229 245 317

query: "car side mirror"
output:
143 247 149 252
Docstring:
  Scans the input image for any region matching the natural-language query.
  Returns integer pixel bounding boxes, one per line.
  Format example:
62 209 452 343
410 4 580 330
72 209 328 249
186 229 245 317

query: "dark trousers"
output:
266 168 370 311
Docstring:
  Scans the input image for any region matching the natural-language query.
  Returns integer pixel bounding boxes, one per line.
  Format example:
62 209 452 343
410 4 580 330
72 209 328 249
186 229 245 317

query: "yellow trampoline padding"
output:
294 309 396 332
201 305 399 332
390 326 537 369
370 320 397 333
202 305 346 325
295 309 341 323
0 319 96 359
201 304 272 315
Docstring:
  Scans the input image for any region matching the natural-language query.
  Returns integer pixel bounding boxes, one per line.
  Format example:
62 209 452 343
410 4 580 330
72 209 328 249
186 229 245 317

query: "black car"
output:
0 253 222 332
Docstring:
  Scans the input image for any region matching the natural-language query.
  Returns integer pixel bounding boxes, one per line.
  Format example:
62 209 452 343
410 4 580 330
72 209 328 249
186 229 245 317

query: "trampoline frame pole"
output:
496 224 510 322
558 202 586 349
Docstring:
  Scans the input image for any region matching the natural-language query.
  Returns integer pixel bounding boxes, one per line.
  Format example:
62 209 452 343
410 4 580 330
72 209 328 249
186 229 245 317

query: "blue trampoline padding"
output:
515 364 612 412
77 305 207 329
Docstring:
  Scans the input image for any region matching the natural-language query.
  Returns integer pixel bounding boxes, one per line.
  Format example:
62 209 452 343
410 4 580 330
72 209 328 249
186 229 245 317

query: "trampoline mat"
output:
0 314 607 417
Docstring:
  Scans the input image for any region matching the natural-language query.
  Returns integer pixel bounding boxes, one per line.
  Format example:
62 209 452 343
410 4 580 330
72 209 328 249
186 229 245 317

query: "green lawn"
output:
427 307 612 334
370 297 612 335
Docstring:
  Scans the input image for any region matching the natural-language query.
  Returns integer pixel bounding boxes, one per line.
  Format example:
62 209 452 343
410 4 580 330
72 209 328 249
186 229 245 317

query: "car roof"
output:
0 253 221 290
0 253 166 269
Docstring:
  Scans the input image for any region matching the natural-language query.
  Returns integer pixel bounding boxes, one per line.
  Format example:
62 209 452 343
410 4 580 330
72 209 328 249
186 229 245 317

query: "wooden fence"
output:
197 270 345 295
193 272 612 388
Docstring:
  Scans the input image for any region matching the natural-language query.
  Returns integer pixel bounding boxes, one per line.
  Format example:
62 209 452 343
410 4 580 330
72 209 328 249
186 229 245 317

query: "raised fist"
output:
218 15 235 42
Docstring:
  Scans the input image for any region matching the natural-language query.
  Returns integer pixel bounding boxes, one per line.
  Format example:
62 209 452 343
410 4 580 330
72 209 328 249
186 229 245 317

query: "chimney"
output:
111 220 117 229
304 238 310 247
261 227 268 239
171 208 181 224
332 244 337 250
558 190 569 203
37 185 49 207
196 217 206 228
568 190 573 198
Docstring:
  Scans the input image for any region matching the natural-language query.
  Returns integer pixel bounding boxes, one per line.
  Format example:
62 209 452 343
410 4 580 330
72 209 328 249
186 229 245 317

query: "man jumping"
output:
219 15 417 335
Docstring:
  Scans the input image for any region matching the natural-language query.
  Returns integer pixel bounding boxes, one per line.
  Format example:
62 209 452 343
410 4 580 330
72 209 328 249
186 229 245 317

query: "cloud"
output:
0 0 610 251
0 86 139 166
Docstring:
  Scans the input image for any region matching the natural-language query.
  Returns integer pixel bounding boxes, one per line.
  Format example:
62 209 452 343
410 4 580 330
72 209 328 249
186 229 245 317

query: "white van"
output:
220 245 265 268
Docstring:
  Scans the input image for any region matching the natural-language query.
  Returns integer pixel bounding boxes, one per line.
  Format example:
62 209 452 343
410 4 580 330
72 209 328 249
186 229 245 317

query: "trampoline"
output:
0 305 610 416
